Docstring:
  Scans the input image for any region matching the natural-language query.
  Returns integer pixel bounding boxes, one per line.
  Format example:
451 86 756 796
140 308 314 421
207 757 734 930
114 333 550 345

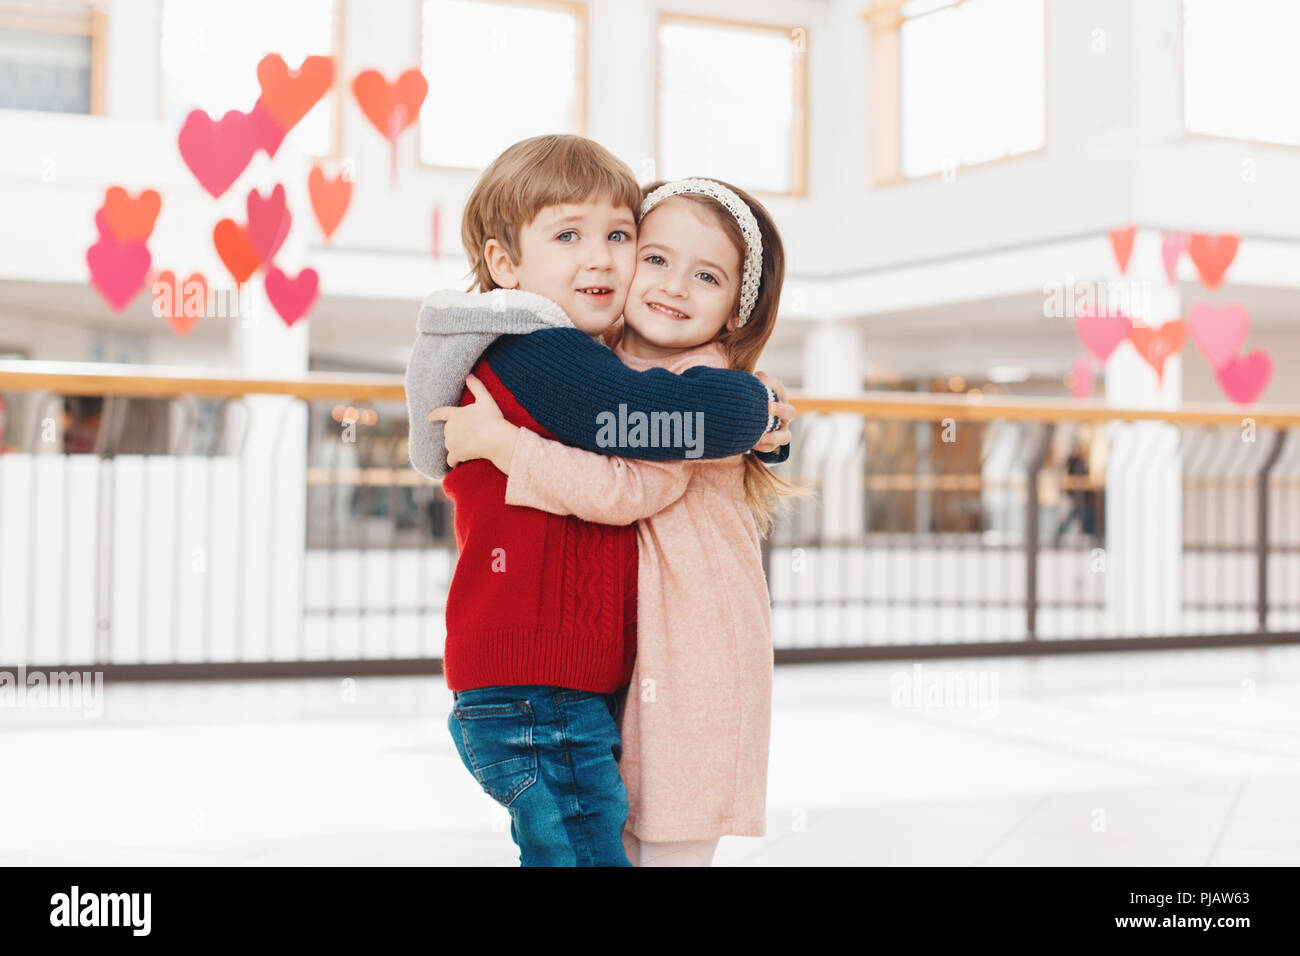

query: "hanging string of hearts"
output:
87 186 160 312
1077 225 1271 405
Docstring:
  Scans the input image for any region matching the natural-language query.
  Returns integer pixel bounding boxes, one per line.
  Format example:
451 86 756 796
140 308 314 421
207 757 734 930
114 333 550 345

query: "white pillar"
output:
801 320 865 542
1103 233 1182 638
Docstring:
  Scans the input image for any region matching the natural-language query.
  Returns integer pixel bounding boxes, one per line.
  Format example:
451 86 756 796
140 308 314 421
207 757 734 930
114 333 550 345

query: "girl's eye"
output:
556 230 577 242
609 230 631 242
696 272 719 285
644 253 666 266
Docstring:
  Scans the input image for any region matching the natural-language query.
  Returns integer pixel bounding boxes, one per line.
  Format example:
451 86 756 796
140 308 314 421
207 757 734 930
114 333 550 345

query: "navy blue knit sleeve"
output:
484 328 775 460
755 443 791 465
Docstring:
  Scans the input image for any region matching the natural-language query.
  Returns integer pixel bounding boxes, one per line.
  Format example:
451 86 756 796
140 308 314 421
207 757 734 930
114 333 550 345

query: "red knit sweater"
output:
439 359 638 693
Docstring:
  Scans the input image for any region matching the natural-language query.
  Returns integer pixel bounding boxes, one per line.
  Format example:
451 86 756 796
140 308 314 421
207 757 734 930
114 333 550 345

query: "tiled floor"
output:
3 646 1299 866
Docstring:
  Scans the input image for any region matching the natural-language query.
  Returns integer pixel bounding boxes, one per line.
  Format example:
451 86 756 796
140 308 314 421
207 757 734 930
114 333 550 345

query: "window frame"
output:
864 0 1050 188
1177 0 1300 151
653 10 809 199
415 0 588 173
153 0 345 161
0 1 108 116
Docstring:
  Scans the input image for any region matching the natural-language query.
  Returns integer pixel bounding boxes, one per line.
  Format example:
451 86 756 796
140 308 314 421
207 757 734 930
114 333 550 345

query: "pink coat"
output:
503 341 774 841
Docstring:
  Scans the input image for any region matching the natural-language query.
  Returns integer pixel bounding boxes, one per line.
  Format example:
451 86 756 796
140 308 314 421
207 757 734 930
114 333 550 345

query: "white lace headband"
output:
640 178 763 326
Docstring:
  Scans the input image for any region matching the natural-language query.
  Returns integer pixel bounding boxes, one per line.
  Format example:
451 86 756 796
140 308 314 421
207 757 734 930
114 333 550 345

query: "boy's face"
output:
488 199 638 335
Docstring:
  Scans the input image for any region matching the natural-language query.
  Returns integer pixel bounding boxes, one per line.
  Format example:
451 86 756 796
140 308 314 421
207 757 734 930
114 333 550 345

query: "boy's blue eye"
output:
609 230 631 242
696 272 719 285
644 253 666 266
556 230 577 242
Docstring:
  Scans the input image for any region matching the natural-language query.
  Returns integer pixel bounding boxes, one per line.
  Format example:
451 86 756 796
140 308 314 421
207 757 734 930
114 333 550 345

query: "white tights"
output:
623 830 719 867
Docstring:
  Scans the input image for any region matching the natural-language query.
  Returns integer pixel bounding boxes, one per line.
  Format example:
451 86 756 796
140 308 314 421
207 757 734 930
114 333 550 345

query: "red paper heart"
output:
257 53 334 132
154 270 208 336
87 235 151 312
101 186 161 243
265 266 319 326
308 164 351 239
1109 225 1136 274
246 184 291 264
1129 320 1186 382
1188 233 1239 291
1075 305 1132 363
1187 302 1250 370
1215 350 1272 406
177 109 260 199
351 69 428 140
213 219 261 284
1161 231 1188 285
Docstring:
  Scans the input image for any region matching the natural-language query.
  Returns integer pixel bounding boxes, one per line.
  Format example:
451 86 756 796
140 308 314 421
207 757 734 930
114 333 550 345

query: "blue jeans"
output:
448 684 632 867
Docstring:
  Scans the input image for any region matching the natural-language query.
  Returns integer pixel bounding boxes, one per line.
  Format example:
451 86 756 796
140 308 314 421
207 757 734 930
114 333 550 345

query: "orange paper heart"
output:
1129 320 1186 382
213 219 261 284
1109 225 1136 274
154 270 208 336
308 164 352 239
1188 233 1239 291
351 69 428 140
257 54 334 133
102 186 161 243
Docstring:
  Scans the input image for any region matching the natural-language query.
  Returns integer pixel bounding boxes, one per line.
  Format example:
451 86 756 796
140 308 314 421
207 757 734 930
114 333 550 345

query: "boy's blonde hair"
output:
461 134 643 292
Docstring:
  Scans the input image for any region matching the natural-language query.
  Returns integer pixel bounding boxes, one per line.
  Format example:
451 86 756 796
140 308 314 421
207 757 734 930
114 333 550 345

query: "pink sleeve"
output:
504 428 690 525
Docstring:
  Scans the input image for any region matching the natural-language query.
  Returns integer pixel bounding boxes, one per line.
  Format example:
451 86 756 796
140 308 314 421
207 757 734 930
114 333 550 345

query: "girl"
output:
443 177 801 866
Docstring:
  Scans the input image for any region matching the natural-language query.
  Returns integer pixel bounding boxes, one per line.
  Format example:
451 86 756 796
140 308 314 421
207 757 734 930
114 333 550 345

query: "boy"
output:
405 134 791 866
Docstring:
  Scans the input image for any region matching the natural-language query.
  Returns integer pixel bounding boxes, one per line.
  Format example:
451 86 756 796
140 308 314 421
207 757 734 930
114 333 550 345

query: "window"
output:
0 0 105 114
867 0 1045 184
656 15 807 196
159 0 340 157
419 0 585 170
1183 0 1300 146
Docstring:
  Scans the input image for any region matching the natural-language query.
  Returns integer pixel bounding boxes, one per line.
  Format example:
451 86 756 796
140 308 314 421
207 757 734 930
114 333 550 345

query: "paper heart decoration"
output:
257 53 334 133
87 236 150 311
177 108 260 199
1075 305 1132 363
246 184 291 264
1067 356 1094 400
1161 232 1187 285
1129 320 1186 382
249 99 288 157
1109 225 1136 274
213 219 261 284
1215 350 1272 406
351 69 428 140
308 164 351 239
1187 303 1250 370
265 266 318 327
1188 233 1239 291
153 270 208 336
101 187 161 242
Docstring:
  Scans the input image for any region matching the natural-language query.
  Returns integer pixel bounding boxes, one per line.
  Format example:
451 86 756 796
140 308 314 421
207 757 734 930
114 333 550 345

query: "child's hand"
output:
428 374 520 473
753 370 795 453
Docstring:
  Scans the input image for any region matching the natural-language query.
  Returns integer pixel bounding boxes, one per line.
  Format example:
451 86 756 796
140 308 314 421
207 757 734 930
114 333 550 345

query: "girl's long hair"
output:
638 179 810 536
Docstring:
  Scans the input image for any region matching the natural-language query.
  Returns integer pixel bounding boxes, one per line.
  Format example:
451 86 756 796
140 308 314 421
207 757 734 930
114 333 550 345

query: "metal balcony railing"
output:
1 360 1298 679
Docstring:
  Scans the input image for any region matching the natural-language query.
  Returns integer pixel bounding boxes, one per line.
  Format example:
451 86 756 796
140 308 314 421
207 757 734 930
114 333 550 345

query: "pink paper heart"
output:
1215 350 1273 406
250 98 288 157
246 184 291 265
265 266 318 326
177 108 260 199
87 235 151 312
1161 232 1187 285
1075 305 1132 363
1187 303 1250 370
1067 356 1094 400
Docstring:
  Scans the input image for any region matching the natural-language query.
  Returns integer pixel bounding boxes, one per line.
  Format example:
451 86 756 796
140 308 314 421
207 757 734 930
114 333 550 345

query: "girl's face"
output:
620 197 743 359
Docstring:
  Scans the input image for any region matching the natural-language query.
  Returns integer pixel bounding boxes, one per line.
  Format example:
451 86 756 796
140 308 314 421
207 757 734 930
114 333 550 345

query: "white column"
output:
801 320 865 542
1103 233 1182 638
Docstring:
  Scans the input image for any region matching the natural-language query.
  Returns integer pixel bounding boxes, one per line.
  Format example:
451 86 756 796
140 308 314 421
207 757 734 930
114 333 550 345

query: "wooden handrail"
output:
2 360 1298 427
